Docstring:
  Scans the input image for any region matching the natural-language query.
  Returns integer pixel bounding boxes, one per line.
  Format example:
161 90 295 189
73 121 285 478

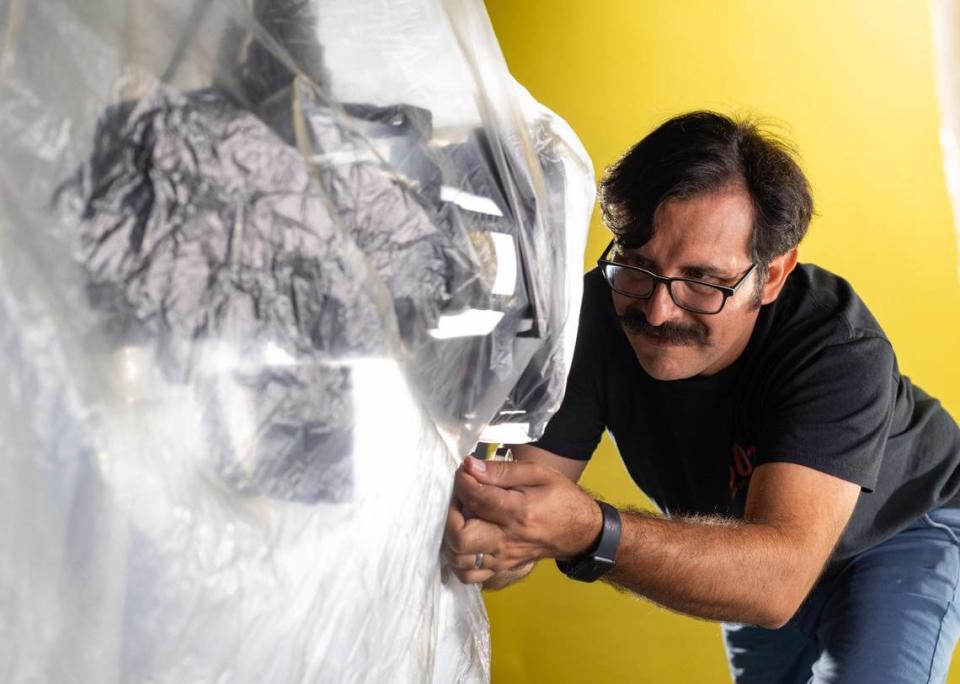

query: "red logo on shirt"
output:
728 443 757 498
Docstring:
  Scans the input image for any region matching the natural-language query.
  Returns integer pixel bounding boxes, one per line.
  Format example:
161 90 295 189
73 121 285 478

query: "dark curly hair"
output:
599 111 813 277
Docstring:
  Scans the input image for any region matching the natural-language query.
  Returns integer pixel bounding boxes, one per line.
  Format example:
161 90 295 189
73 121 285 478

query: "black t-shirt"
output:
534 264 960 573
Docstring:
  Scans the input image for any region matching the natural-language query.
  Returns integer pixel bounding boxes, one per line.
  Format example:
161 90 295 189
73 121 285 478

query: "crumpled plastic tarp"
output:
0 0 594 682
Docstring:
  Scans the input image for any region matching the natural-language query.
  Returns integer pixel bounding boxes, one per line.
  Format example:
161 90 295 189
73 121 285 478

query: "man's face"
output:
610 187 762 381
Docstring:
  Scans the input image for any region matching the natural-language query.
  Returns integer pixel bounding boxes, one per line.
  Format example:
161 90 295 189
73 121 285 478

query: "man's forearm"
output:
452 456 858 624
607 510 820 628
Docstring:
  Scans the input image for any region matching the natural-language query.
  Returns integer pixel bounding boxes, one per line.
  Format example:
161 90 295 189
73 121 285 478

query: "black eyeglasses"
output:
597 241 757 315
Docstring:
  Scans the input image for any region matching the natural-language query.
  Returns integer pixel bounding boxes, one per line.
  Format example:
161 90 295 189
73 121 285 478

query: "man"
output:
444 111 960 682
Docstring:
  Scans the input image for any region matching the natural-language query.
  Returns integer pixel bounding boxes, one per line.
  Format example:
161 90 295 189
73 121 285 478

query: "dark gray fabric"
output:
295 88 483 338
54 86 403 503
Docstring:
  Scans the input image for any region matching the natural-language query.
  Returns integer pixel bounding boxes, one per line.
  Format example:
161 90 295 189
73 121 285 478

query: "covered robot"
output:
0 0 593 681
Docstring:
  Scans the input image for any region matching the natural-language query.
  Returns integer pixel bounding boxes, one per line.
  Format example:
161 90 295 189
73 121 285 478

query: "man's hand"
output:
443 455 602 585
444 494 506 585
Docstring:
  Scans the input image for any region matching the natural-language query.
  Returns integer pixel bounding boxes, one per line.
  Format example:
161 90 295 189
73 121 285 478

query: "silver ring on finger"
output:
473 552 484 569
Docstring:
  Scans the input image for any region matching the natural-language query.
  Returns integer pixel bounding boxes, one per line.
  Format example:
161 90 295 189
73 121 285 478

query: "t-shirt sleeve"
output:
529 276 607 461
756 334 896 492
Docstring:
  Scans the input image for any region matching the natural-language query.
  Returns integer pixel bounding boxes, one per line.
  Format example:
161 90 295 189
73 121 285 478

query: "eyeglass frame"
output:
597 240 758 315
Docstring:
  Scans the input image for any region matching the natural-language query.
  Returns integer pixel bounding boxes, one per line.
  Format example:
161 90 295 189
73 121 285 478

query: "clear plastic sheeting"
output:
0 0 593 682
933 0 960 284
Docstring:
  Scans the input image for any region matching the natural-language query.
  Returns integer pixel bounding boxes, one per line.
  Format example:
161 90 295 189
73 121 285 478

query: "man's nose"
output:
643 281 682 327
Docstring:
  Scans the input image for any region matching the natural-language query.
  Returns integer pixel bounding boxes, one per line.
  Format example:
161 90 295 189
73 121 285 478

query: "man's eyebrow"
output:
678 262 735 279
617 250 651 266
619 251 736 280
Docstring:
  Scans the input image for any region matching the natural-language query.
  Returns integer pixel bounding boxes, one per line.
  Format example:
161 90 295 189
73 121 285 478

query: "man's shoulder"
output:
570 267 637 372
747 263 896 395
583 266 607 295
774 262 887 344
580 267 617 322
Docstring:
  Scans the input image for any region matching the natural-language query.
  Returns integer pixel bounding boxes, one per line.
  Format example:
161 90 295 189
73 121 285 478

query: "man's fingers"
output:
446 550 510 575
463 455 555 489
444 500 467 542
453 468 522 527
447 551 489 571
445 516 503 555
449 566 496 586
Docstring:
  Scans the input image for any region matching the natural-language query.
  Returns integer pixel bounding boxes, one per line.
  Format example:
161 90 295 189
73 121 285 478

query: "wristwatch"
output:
555 500 621 582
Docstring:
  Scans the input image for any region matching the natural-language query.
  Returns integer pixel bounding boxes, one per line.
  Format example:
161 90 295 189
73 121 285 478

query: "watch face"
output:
558 555 615 583
585 557 615 581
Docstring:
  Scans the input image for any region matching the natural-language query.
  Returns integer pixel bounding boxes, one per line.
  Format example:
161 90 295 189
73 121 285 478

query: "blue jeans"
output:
723 508 960 683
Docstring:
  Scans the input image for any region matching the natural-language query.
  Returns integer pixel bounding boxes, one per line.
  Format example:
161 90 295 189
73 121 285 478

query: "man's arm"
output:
454 454 860 628
608 462 858 627
510 443 590 481
443 444 588 589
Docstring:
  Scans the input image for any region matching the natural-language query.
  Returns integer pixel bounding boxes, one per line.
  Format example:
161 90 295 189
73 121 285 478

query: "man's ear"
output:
759 248 799 305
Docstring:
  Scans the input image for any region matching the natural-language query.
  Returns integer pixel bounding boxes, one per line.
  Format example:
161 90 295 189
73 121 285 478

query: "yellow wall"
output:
482 1 960 681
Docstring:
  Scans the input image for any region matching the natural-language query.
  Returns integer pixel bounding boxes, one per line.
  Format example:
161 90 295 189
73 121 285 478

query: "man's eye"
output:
688 274 721 285
684 280 718 294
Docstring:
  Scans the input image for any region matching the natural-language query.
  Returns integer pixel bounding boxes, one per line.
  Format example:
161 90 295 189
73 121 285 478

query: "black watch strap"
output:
555 500 621 583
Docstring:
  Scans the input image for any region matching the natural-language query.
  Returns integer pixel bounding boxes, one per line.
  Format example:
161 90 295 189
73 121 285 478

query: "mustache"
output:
618 307 709 347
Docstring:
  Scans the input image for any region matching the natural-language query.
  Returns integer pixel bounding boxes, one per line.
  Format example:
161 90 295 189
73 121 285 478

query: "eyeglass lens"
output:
601 263 725 313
